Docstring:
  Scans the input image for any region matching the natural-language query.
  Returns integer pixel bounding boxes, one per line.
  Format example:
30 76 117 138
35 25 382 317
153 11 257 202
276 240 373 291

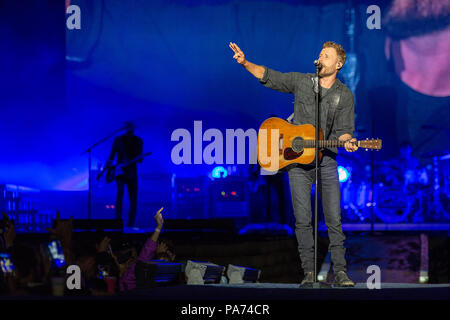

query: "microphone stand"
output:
305 63 331 288
82 127 124 219
370 114 375 235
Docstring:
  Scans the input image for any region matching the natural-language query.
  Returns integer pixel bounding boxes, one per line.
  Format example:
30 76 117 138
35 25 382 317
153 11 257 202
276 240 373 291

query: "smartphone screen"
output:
45 240 66 269
0 252 15 274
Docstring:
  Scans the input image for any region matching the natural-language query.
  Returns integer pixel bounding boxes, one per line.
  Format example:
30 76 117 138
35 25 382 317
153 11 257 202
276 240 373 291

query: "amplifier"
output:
209 178 249 218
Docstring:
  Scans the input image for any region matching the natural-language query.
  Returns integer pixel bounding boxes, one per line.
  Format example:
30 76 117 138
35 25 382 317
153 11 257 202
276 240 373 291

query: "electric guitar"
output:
257 117 381 172
96 152 152 183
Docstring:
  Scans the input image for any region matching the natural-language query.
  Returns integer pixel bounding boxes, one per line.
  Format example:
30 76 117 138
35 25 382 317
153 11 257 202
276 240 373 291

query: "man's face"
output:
318 47 342 77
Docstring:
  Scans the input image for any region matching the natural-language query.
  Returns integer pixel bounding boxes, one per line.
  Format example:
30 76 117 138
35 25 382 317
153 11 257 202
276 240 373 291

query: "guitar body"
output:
105 166 120 183
98 152 152 184
257 117 323 171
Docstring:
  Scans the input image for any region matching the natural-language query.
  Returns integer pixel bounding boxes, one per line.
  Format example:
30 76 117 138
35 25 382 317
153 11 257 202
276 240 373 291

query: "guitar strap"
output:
325 86 342 139
286 112 294 123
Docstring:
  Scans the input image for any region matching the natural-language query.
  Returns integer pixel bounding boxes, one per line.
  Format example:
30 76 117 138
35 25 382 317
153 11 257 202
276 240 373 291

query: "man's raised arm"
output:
229 42 298 94
229 42 265 79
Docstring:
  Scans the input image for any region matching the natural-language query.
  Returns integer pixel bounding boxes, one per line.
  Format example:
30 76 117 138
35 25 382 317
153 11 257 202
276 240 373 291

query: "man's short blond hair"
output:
322 41 346 68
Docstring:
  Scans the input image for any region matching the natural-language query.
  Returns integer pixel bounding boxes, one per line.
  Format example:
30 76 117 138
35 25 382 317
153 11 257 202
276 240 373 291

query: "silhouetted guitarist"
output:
106 121 143 227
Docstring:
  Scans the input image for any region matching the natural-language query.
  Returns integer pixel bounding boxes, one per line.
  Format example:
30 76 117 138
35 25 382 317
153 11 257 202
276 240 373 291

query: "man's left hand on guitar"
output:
344 138 358 152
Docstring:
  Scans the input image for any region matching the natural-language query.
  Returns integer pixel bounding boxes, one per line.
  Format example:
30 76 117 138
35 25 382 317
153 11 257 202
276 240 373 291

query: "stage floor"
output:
120 282 450 300
0 283 448 303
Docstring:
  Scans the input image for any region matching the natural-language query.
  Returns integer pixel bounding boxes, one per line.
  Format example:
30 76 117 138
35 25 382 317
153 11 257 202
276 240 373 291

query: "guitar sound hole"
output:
284 148 302 160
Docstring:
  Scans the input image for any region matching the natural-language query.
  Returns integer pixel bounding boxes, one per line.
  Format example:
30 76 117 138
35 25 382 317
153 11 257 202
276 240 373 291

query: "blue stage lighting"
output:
338 166 350 182
212 166 227 179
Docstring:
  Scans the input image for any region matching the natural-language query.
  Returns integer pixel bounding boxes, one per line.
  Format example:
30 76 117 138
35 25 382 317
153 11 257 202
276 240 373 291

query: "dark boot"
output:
333 271 355 287
300 271 314 287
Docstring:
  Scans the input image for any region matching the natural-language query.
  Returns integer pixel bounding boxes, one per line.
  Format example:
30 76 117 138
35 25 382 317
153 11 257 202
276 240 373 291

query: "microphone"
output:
314 60 322 69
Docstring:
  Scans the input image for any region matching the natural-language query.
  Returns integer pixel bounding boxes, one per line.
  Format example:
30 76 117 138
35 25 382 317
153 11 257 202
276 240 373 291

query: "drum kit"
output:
339 150 450 224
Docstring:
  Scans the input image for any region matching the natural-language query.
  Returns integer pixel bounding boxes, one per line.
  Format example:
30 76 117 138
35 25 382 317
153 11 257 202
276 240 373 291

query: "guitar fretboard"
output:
303 140 354 148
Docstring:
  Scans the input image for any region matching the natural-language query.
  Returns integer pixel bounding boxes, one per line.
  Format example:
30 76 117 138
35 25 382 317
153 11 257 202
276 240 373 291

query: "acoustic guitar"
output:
257 117 381 172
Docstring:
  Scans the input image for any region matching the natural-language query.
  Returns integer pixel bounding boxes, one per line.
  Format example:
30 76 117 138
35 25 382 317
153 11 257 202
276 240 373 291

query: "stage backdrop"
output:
1 0 449 224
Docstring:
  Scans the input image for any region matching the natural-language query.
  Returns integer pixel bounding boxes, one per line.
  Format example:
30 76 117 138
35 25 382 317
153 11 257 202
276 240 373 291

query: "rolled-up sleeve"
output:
334 89 355 138
259 66 298 94
137 238 158 262
119 238 158 291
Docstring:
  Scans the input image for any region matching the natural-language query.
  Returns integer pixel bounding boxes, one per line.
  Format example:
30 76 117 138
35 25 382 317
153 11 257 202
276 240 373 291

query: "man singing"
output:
229 41 357 287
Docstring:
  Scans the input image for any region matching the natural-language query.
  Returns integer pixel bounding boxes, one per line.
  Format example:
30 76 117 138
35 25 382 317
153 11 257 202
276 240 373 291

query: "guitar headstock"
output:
358 138 382 150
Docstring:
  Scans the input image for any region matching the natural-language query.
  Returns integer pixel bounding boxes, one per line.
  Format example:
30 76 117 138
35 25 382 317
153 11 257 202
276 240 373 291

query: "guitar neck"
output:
304 140 358 148
121 152 152 167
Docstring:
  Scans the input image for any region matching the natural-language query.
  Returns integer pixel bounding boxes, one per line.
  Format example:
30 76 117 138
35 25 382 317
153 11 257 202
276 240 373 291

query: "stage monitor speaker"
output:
226 264 261 284
135 260 182 288
185 260 225 285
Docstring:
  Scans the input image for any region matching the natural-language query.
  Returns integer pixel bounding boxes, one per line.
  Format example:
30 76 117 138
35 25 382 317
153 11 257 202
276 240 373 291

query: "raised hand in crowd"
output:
46 211 74 264
96 236 112 253
151 207 164 243
2 212 16 250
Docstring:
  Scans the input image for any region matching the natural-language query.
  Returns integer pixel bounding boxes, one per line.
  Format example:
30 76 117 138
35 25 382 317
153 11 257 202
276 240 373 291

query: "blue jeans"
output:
288 153 347 273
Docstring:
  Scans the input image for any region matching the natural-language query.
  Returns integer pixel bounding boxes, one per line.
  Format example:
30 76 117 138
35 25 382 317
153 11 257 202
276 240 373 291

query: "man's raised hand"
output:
229 42 246 65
